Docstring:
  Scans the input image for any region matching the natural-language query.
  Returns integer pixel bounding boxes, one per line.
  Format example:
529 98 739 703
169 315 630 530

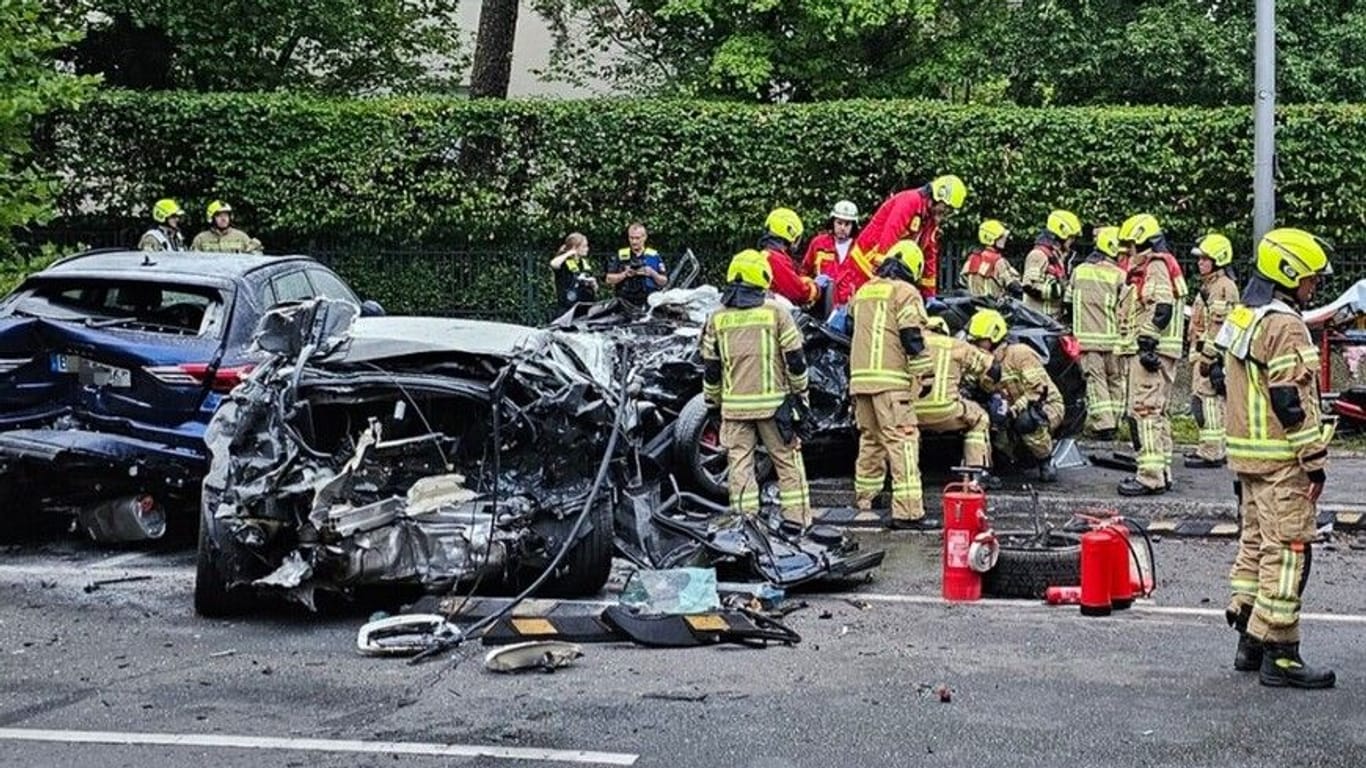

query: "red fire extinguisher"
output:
942 477 998 602
1076 514 1156 616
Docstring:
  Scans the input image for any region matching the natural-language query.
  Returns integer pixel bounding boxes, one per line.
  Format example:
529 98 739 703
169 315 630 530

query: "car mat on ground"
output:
1087 451 1138 472
601 605 801 648
811 507 890 528
484 641 584 673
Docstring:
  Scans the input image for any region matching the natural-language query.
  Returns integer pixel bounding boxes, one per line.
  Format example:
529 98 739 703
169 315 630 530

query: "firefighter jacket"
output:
908 333 998 418
763 240 819 307
1066 253 1126 353
1189 269 1239 365
1217 298 1330 475
700 297 808 421
1022 238 1067 317
1131 250 1188 359
994 342 1063 417
960 247 1020 299
838 186 940 304
191 227 263 254
801 232 851 280
848 277 928 395
138 226 185 252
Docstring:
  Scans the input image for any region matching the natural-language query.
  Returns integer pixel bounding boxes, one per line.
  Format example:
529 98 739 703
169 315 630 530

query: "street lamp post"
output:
1253 0 1275 243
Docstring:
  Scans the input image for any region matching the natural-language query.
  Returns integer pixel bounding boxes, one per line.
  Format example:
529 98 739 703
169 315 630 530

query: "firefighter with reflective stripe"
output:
1116 213 1188 496
834 175 967 305
760 208 820 308
1021 210 1081 319
968 309 1064 483
1217 227 1335 689
910 320 1002 484
1186 233 1241 469
848 240 934 529
700 250 812 531
1065 225 1126 439
138 198 186 252
801 200 859 282
960 219 1023 300
191 200 263 254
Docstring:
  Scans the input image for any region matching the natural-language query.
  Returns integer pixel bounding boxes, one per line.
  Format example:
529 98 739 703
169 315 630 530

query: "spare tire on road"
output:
981 533 1081 600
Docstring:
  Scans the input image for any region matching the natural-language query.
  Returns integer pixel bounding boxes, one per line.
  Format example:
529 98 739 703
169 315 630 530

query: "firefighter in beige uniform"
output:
1021 210 1081 319
968 309 1065 483
910 324 1001 483
1066 225 1126 439
700 250 812 531
1219 228 1335 689
1185 234 1240 468
1116 214 1187 496
960 219 1022 300
847 240 935 529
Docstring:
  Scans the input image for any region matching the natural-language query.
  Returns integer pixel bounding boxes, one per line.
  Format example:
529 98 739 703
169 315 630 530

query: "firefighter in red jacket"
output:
834 175 968 305
801 200 859 281
761 208 820 308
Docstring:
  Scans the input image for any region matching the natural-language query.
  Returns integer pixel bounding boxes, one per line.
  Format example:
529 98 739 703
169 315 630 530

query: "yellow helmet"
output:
1095 226 1120 258
925 316 950 334
1193 233 1233 268
1118 213 1161 246
1256 228 1332 290
726 249 773 290
206 200 233 222
978 219 1009 247
930 175 968 210
152 198 184 224
882 239 925 280
1047 210 1083 240
966 309 1009 345
765 207 805 244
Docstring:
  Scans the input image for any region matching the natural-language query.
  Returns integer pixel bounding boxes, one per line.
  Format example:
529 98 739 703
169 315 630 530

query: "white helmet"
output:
830 200 859 222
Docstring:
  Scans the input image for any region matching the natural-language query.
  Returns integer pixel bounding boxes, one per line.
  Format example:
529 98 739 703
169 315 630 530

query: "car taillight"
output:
1060 334 1082 361
146 363 254 392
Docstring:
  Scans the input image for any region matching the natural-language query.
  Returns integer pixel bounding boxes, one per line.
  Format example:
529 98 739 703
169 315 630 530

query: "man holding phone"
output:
606 222 667 306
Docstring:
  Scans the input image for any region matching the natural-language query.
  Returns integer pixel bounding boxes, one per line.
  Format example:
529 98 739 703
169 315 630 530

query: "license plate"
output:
51 353 132 388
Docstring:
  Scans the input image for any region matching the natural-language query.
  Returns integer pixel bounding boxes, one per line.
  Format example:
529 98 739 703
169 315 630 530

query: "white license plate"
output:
51 353 132 388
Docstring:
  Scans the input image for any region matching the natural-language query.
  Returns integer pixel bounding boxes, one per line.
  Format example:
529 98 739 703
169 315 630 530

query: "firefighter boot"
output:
1037 462 1058 483
1226 607 1262 672
1259 643 1336 689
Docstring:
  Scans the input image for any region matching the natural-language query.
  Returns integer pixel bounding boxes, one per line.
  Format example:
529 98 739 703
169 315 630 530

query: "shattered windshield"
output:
5 277 226 337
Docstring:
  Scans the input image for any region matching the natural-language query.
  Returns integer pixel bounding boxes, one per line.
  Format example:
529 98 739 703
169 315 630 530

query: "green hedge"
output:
32 93 1366 318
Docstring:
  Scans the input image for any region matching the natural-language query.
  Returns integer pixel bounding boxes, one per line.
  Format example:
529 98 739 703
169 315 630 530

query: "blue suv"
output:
0 250 378 541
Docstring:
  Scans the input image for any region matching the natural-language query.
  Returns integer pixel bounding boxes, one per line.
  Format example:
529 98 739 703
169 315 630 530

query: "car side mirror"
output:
360 299 385 317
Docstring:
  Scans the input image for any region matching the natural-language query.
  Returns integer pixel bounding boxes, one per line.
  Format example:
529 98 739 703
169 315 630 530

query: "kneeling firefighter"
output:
700 250 812 532
847 240 935 529
1220 228 1335 689
966 309 1065 483
910 321 1002 484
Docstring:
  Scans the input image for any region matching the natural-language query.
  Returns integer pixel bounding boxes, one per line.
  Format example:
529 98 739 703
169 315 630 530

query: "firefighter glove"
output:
1209 360 1227 396
988 393 1009 429
814 273 833 291
1138 336 1161 372
1006 281 1024 299
1152 302 1174 331
1013 404 1041 434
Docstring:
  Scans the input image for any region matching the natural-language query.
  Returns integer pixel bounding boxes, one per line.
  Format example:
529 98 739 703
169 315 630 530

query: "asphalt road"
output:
4 530 1366 768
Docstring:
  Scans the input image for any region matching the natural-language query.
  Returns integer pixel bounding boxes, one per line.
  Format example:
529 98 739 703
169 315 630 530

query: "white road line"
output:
0 728 639 766
0 564 191 581
91 551 151 570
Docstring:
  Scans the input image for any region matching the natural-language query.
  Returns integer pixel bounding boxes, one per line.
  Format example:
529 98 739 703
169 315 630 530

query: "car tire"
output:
672 393 771 500
537 498 614 598
194 512 251 618
981 534 1081 600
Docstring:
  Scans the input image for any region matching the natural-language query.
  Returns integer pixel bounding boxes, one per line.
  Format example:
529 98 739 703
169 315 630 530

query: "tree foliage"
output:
51 0 466 93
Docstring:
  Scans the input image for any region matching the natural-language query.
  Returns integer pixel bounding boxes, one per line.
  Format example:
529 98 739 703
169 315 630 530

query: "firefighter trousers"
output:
719 417 811 526
1227 466 1317 644
1080 351 1125 433
1127 355 1176 489
917 400 990 469
993 402 1064 461
853 391 924 522
1190 364 1226 461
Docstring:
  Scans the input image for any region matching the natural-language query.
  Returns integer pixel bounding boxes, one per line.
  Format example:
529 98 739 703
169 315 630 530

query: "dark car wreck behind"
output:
197 300 882 616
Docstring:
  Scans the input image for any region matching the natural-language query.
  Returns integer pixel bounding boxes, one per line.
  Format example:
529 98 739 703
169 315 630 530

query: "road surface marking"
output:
0 564 190 581
92 551 151 570
0 728 639 766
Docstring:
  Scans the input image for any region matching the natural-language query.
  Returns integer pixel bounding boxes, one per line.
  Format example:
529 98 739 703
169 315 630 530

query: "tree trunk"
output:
469 0 519 98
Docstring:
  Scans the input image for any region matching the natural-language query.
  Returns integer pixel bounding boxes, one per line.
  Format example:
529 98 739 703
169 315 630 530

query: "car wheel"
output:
981 533 1081 599
672 393 771 500
194 510 251 618
537 498 614 598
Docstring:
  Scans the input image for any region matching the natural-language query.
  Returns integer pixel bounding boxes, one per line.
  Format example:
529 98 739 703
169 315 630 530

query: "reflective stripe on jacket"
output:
848 277 927 395
700 300 806 420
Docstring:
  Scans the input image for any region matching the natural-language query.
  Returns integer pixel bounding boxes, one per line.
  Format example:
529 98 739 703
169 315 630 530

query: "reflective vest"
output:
1022 242 1067 317
848 278 927 395
960 247 1019 299
909 333 995 418
700 300 806 420
1067 258 1126 352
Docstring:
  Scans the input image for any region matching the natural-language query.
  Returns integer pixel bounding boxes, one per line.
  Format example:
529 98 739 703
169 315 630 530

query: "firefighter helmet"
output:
206 200 233 223
978 219 1009 247
881 239 925 280
1095 226 1120 258
1118 213 1162 246
726 249 773 290
1256 228 1332 290
1047 210 1083 240
1194 233 1234 268
152 198 184 224
930 175 968 210
967 309 1009 345
765 207 805 244
830 200 859 222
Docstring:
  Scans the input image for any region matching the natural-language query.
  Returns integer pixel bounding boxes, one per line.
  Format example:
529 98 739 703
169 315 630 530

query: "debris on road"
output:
619 568 720 615
81 574 153 593
483 641 583 673
207 649 237 659
640 691 708 703
357 614 461 657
